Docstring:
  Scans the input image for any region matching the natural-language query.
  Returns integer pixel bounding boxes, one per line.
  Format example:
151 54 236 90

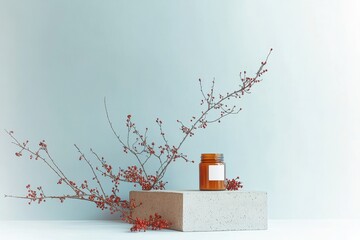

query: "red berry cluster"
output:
119 166 166 190
130 213 171 232
25 184 46 204
226 177 243 191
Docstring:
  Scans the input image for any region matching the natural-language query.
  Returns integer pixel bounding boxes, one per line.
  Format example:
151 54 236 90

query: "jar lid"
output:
201 153 224 161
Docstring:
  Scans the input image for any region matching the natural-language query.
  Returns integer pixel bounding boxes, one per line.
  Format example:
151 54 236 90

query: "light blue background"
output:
1 0 359 220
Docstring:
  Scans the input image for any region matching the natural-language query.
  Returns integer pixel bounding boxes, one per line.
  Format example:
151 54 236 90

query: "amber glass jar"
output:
199 153 226 191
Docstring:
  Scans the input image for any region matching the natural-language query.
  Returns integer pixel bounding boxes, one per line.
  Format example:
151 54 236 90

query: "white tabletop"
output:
0 219 359 240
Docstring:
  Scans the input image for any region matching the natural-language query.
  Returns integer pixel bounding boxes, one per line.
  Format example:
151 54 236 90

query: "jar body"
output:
199 153 226 191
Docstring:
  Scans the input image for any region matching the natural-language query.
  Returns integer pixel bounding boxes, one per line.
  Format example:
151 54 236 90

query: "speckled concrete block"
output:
130 190 267 231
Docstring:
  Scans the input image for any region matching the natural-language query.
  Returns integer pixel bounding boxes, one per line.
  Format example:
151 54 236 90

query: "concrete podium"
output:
130 190 267 232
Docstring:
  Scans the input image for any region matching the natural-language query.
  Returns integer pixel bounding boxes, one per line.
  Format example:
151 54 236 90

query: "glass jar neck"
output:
201 153 224 163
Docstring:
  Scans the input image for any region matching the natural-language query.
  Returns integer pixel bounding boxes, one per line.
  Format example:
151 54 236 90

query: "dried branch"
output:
5 49 272 231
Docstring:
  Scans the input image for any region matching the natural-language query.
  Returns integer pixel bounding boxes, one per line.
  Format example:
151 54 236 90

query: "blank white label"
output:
208 165 224 181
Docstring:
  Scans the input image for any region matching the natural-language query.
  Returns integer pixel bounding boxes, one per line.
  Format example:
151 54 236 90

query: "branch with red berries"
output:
4 49 272 231
5 130 172 231
105 49 272 189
